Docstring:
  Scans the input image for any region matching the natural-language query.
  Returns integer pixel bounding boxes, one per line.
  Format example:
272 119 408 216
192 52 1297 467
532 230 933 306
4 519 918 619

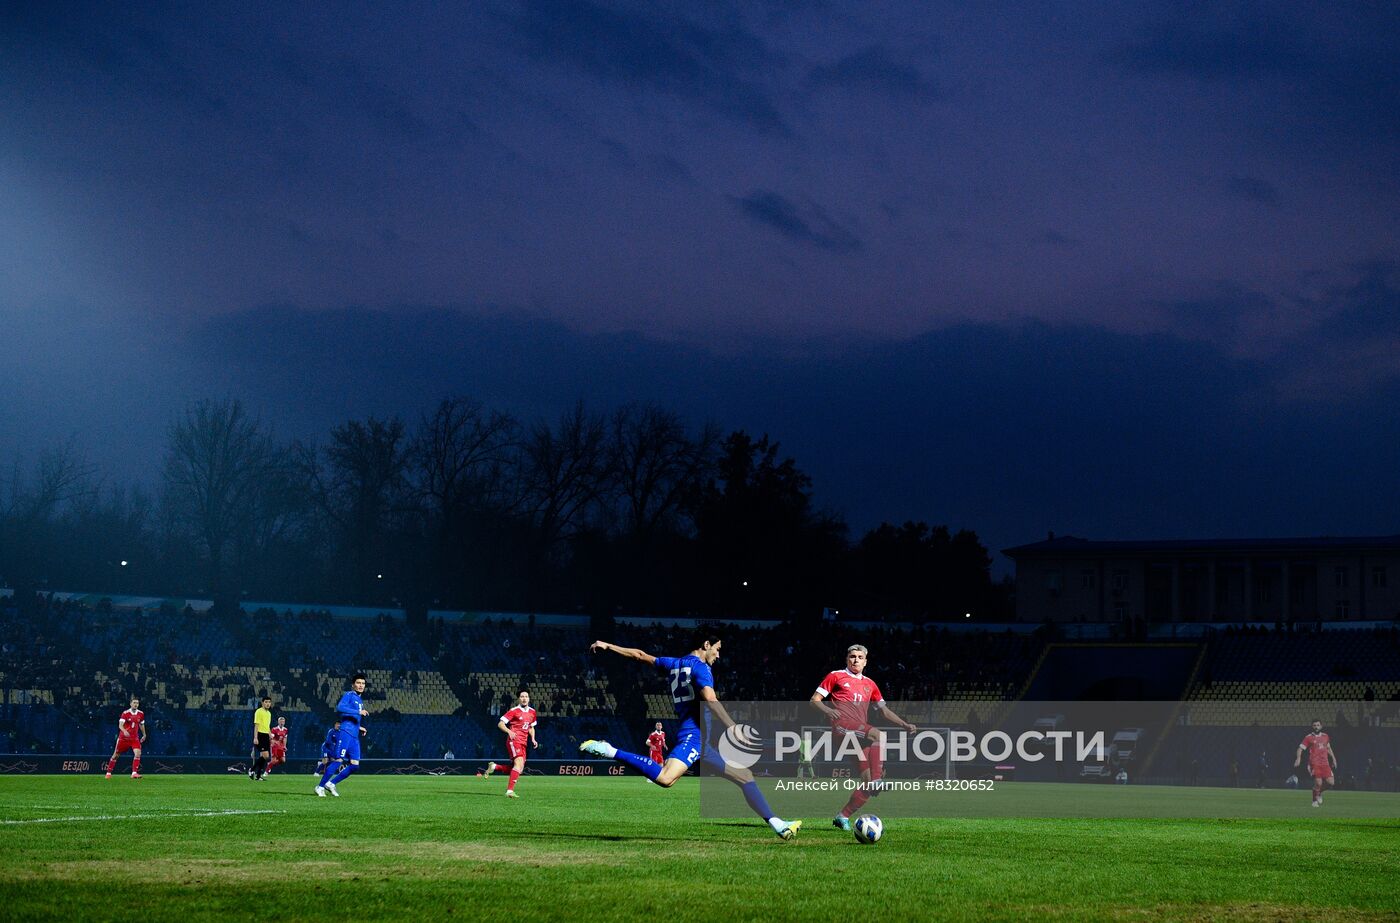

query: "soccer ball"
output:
853 814 883 844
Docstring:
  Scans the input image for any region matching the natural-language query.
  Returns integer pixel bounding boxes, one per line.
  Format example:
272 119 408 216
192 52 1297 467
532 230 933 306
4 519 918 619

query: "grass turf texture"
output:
0 775 1396 922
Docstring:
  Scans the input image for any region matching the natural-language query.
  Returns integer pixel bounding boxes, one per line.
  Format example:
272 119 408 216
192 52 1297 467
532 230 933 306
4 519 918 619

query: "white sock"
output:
767 817 786 833
601 742 618 758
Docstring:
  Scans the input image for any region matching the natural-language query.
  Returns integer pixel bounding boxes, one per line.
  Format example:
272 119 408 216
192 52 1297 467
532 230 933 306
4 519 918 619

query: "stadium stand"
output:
3 589 1397 787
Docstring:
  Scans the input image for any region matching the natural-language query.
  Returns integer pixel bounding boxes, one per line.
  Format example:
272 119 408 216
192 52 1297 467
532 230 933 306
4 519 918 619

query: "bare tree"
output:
0 441 94 595
610 403 718 542
521 402 612 559
161 399 286 603
300 416 410 599
2 440 94 526
411 397 521 523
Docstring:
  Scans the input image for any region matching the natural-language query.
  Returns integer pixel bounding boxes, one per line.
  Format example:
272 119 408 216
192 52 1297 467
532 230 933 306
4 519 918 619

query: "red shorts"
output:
833 720 876 741
507 739 529 761
1310 763 1333 782
649 750 664 763
115 737 141 754
270 747 286 761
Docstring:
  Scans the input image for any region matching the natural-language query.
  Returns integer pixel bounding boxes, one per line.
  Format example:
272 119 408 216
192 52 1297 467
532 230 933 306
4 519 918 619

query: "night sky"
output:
3 2 1399 566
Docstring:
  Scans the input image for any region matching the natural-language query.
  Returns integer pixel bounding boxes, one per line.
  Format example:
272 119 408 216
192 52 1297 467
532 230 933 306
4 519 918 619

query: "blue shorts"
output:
332 726 361 762
668 722 727 774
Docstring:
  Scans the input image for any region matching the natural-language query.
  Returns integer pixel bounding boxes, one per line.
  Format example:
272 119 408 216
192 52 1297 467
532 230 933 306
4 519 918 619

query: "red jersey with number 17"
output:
815 670 884 727
118 709 144 740
1300 732 1331 766
502 706 537 742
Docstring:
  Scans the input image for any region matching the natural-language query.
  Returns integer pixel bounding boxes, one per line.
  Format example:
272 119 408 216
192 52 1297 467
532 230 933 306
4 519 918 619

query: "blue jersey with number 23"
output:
654 654 713 731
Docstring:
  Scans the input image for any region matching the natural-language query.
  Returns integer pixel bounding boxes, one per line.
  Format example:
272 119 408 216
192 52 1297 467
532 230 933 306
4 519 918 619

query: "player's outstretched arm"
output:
699 686 738 730
589 640 656 665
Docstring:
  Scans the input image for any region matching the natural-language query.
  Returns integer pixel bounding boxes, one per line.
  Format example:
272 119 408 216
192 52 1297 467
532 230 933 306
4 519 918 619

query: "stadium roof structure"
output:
1003 534 1400 558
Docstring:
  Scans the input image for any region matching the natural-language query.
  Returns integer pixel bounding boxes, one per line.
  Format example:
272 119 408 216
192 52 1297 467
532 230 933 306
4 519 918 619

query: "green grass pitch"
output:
0 774 1396 921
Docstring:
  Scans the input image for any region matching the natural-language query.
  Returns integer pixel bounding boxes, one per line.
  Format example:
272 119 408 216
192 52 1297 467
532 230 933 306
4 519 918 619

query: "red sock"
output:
493 763 510 773
507 769 520 791
840 788 872 818
865 744 884 782
131 756 141 773
106 758 116 773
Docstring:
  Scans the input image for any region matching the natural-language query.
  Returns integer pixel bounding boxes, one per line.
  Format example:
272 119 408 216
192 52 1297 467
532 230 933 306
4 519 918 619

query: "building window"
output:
1372 566 1387 589
1256 579 1272 604
1335 599 1350 619
1334 566 1349 589
1113 603 1128 621
1111 569 1127 592
1046 571 1061 600
1080 569 1096 590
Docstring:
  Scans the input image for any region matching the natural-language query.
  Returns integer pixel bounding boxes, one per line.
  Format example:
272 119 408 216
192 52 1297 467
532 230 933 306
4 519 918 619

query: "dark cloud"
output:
1118 16 1311 79
1297 261 1400 347
1224 175 1278 206
1116 5 1400 145
500 0 789 134
647 152 695 182
732 190 862 252
13 303 1400 568
807 45 935 99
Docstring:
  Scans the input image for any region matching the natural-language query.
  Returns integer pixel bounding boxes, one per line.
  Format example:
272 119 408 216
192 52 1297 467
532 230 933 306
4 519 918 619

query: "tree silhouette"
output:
161 399 287 607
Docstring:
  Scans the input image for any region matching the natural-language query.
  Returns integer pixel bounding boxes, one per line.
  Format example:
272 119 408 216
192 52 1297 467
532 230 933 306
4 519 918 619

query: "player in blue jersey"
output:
580 635 801 840
313 722 350 777
316 672 368 797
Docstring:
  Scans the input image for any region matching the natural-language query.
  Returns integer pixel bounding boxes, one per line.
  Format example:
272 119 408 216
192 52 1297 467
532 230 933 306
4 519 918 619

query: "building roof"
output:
1003 534 1400 558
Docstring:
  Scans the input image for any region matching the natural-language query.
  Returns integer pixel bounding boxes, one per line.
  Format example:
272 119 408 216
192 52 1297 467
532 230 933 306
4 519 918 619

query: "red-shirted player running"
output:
810 644 916 831
646 722 666 765
104 696 147 780
484 690 538 797
1293 719 1338 807
267 716 290 775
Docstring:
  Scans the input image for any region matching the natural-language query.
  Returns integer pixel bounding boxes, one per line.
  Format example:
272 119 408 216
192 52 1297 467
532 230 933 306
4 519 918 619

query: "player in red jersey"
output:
646 722 666 765
483 690 538 797
1293 719 1338 807
104 696 147 779
266 716 290 775
810 644 916 831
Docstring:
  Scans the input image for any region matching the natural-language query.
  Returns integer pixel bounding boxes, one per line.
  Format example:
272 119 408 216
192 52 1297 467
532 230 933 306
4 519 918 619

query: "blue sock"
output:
613 749 663 783
329 762 358 786
319 763 341 787
739 780 775 820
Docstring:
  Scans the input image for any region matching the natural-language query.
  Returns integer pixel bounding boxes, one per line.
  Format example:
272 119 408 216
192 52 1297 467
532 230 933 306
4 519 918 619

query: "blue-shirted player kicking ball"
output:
581 635 801 841
316 672 369 797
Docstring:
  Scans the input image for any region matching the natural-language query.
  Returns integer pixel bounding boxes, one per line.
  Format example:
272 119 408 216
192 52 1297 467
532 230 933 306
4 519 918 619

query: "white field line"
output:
2 808 285 825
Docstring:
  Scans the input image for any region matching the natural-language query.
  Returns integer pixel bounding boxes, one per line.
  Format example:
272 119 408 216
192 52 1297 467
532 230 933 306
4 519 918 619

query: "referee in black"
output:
251 696 273 780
